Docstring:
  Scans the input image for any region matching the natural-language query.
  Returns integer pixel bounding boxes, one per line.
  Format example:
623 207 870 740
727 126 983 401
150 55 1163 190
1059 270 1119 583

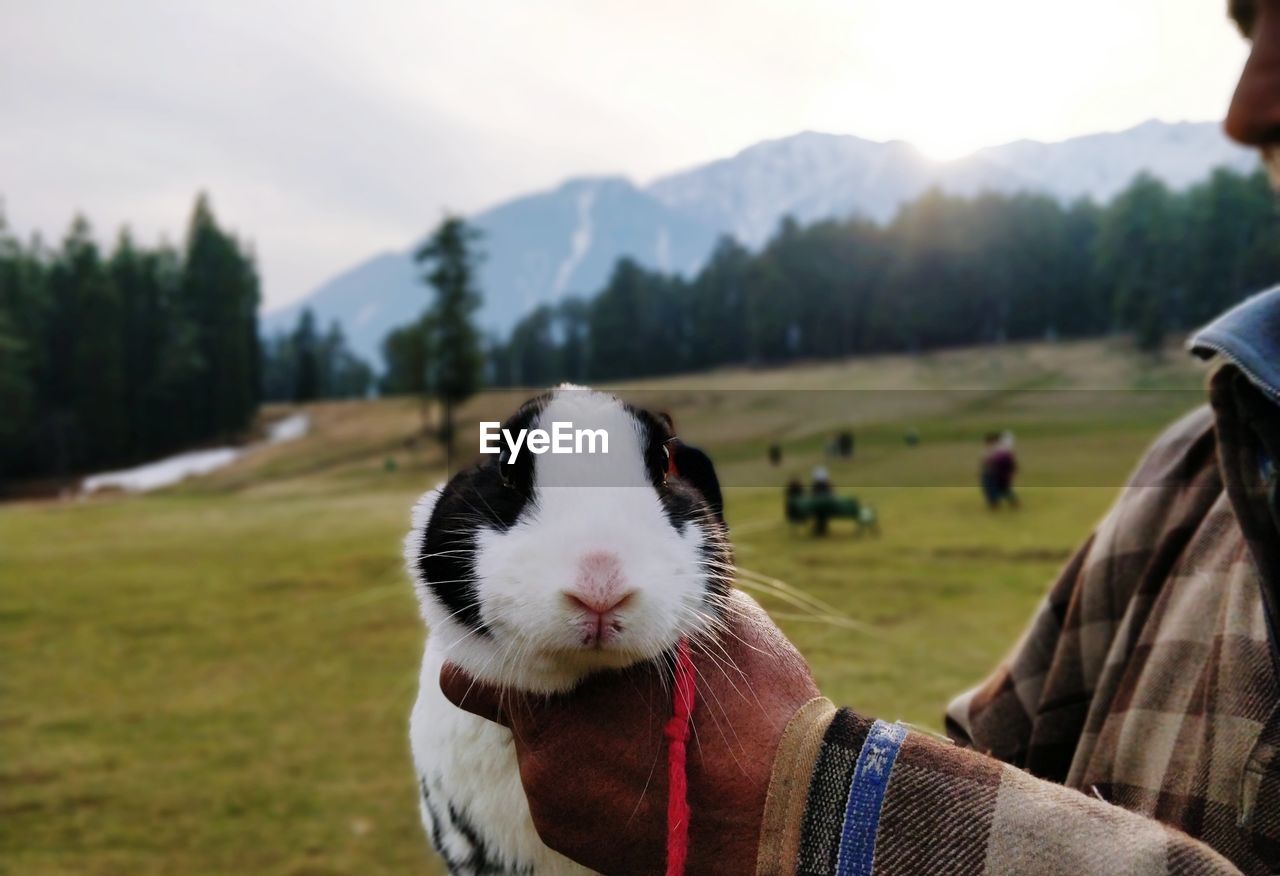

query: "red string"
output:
664 637 696 876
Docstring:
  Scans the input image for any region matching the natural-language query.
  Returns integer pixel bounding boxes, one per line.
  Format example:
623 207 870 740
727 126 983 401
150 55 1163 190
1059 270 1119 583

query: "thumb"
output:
439 663 509 726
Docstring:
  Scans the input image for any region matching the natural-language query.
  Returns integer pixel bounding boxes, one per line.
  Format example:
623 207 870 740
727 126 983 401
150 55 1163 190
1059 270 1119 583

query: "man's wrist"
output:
755 697 844 875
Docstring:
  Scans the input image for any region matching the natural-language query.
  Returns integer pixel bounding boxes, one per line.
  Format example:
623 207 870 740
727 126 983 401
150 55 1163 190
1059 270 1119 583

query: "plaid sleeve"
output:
757 706 1241 875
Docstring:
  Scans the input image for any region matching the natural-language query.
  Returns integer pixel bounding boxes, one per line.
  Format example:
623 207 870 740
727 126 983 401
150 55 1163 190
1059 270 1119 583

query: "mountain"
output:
645 121 1257 247
261 251 421 374
945 119 1258 203
470 177 717 323
646 132 936 246
262 177 716 365
263 119 1258 367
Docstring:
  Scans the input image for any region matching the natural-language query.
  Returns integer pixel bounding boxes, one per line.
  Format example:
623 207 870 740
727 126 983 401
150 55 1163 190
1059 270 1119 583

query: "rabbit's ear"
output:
671 443 724 524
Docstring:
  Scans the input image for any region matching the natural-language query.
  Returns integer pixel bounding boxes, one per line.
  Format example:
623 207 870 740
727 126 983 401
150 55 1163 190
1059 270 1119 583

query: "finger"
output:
439 663 508 725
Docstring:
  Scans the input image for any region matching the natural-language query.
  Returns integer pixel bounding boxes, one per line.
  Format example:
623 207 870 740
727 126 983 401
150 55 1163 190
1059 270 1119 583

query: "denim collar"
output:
1188 285 1280 402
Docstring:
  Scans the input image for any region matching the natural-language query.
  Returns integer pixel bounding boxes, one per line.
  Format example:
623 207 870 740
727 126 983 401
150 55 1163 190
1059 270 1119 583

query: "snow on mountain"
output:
263 120 1257 368
474 176 715 331
647 131 936 245
551 186 597 297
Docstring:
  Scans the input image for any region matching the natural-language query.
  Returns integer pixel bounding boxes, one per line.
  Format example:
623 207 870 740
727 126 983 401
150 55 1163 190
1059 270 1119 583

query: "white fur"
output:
406 388 719 874
411 639 592 874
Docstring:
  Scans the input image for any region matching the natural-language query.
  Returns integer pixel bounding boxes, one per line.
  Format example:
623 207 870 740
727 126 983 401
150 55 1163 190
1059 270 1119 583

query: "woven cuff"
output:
756 697 839 876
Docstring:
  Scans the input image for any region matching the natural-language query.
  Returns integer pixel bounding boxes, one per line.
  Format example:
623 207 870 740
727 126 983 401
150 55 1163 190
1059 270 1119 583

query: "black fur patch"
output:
627 403 676 492
416 395 549 633
419 775 527 875
669 443 724 522
626 401 733 604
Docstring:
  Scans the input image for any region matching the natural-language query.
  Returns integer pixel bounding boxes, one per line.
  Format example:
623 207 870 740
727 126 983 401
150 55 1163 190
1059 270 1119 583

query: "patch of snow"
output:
81 448 245 494
551 187 596 297
267 412 310 444
80 412 311 494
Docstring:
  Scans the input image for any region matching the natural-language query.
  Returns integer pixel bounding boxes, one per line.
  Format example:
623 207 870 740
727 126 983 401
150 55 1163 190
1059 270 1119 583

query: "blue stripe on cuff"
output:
835 719 908 876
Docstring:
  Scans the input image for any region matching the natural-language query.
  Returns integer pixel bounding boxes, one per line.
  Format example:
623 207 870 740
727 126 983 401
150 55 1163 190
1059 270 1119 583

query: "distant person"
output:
784 477 806 525
810 465 832 497
992 431 1019 508
980 432 1000 505
836 429 855 459
768 443 783 466
981 431 1019 509
904 426 921 447
810 465 833 535
441 5 1280 871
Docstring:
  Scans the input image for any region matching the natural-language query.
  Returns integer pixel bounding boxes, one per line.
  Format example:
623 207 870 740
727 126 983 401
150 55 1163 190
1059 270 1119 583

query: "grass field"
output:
1 339 1211 875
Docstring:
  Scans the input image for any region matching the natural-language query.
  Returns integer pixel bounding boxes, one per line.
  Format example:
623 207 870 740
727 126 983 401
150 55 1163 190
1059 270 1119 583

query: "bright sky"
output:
0 0 1251 311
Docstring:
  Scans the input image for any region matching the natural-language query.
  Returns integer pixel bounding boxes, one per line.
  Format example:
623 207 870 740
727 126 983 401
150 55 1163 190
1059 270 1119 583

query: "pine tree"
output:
0 211 37 477
0 309 33 466
414 216 484 446
381 316 433 397
292 308 321 402
47 216 129 469
181 193 259 439
148 242 203 455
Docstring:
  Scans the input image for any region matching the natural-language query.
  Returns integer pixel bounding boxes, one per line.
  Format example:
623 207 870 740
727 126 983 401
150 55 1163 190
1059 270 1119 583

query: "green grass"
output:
1 339 1210 874
1 489 429 875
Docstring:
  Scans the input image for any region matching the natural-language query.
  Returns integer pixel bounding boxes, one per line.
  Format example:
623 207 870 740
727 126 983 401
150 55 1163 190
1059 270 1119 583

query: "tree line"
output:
9 163 1259 483
480 166 1280 386
260 308 373 403
0 195 261 483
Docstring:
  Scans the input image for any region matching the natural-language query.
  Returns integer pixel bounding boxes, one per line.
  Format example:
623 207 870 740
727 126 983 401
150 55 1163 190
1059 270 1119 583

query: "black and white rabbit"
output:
405 385 732 875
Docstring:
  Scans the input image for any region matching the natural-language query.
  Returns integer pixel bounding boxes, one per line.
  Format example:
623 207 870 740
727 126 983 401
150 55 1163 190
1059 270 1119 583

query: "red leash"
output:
664 638 696 876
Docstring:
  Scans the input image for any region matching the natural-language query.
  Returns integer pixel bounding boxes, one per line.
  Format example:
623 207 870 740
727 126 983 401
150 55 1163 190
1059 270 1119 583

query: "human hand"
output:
439 589 820 874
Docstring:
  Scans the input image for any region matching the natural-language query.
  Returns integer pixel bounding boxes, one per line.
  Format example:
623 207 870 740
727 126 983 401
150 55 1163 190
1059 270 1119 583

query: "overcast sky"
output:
0 0 1251 311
